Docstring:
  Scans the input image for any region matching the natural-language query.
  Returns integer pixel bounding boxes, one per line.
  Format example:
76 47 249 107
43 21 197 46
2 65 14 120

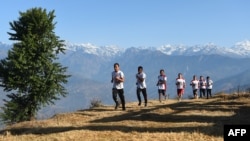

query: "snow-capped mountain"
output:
2 40 250 58
157 43 234 56
231 40 250 56
64 42 124 57
64 40 250 58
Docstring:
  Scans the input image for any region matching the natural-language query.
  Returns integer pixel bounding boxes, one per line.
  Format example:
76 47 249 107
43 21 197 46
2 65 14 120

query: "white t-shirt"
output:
176 78 185 89
112 70 124 89
136 72 146 89
206 79 213 89
199 80 206 89
190 79 199 90
157 75 167 90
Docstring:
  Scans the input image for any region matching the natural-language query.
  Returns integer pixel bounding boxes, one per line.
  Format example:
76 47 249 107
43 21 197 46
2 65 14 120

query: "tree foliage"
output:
0 7 70 124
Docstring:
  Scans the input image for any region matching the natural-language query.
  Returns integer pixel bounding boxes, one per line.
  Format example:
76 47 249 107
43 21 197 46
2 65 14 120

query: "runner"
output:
199 75 206 98
190 75 199 99
136 66 148 107
176 73 185 101
206 76 213 99
157 69 167 102
111 63 126 110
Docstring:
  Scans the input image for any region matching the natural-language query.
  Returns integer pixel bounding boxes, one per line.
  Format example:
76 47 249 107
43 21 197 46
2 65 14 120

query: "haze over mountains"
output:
0 40 250 119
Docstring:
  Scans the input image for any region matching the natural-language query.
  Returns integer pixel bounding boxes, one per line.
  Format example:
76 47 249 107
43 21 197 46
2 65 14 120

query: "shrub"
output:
89 98 103 109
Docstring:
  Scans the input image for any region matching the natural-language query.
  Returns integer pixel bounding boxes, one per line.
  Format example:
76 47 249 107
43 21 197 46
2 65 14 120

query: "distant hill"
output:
213 69 250 93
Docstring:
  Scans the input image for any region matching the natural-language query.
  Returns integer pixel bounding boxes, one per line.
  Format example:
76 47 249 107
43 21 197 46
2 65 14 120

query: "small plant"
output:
89 98 103 109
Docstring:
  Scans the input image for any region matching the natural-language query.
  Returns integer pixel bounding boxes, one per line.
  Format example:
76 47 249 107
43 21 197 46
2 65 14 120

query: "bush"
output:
89 98 103 109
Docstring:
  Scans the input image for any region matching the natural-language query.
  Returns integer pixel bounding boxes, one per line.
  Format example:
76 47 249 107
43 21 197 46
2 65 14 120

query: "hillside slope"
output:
0 94 250 141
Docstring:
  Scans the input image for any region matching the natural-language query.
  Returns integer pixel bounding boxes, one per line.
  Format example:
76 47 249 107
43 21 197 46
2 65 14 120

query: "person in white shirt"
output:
157 69 167 102
111 63 126 110
206 76 213 99
199 76 206 98
136 66 147 107
176 73 185 101
190 75 199 99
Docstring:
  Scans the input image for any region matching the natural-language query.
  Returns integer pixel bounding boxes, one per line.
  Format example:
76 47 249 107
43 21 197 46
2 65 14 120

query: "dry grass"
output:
0 94 250 141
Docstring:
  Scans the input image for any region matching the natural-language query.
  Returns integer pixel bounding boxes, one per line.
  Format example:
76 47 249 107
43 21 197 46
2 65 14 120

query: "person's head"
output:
207 76 210 80
114 63 120 72
178 73 182 79
200 75 203 80
138 66 143 73
193 75 197 80
160 69 165 75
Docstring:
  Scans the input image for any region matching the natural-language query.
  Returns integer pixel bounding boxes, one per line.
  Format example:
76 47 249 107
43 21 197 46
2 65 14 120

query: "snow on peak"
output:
157 44 186 55
64 42 124 57
63 40 250 58
234 40 250 50
229 40 250 56
3 40 250 58
154 41 250 57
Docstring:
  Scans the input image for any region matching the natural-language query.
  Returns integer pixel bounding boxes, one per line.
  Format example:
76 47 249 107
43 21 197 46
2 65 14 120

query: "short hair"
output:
160 69 164 73
114 63 119 68
138 66 143 71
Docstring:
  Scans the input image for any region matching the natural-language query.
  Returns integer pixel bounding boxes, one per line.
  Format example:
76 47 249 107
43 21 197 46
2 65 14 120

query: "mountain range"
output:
64 40 250 58
0 40 250 119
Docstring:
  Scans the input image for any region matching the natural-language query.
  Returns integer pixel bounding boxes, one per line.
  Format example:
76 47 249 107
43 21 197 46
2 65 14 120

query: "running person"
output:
157 69 167 102
176 73 185 101
111 63 126 110
199 76 206 98
206 76 213 99
190 75 199 99
136 66 148 107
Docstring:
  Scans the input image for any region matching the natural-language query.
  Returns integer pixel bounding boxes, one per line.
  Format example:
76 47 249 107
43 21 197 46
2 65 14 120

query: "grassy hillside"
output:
0 94 250 141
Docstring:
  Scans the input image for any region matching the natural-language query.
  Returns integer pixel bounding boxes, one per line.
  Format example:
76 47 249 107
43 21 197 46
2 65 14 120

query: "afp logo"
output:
224 125 250 141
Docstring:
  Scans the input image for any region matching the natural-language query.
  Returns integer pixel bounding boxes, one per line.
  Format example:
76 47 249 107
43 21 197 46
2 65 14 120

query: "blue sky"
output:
1 0 250 48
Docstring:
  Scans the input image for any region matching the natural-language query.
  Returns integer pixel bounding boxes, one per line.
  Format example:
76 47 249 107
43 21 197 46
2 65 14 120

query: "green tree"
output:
0 7 70 124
